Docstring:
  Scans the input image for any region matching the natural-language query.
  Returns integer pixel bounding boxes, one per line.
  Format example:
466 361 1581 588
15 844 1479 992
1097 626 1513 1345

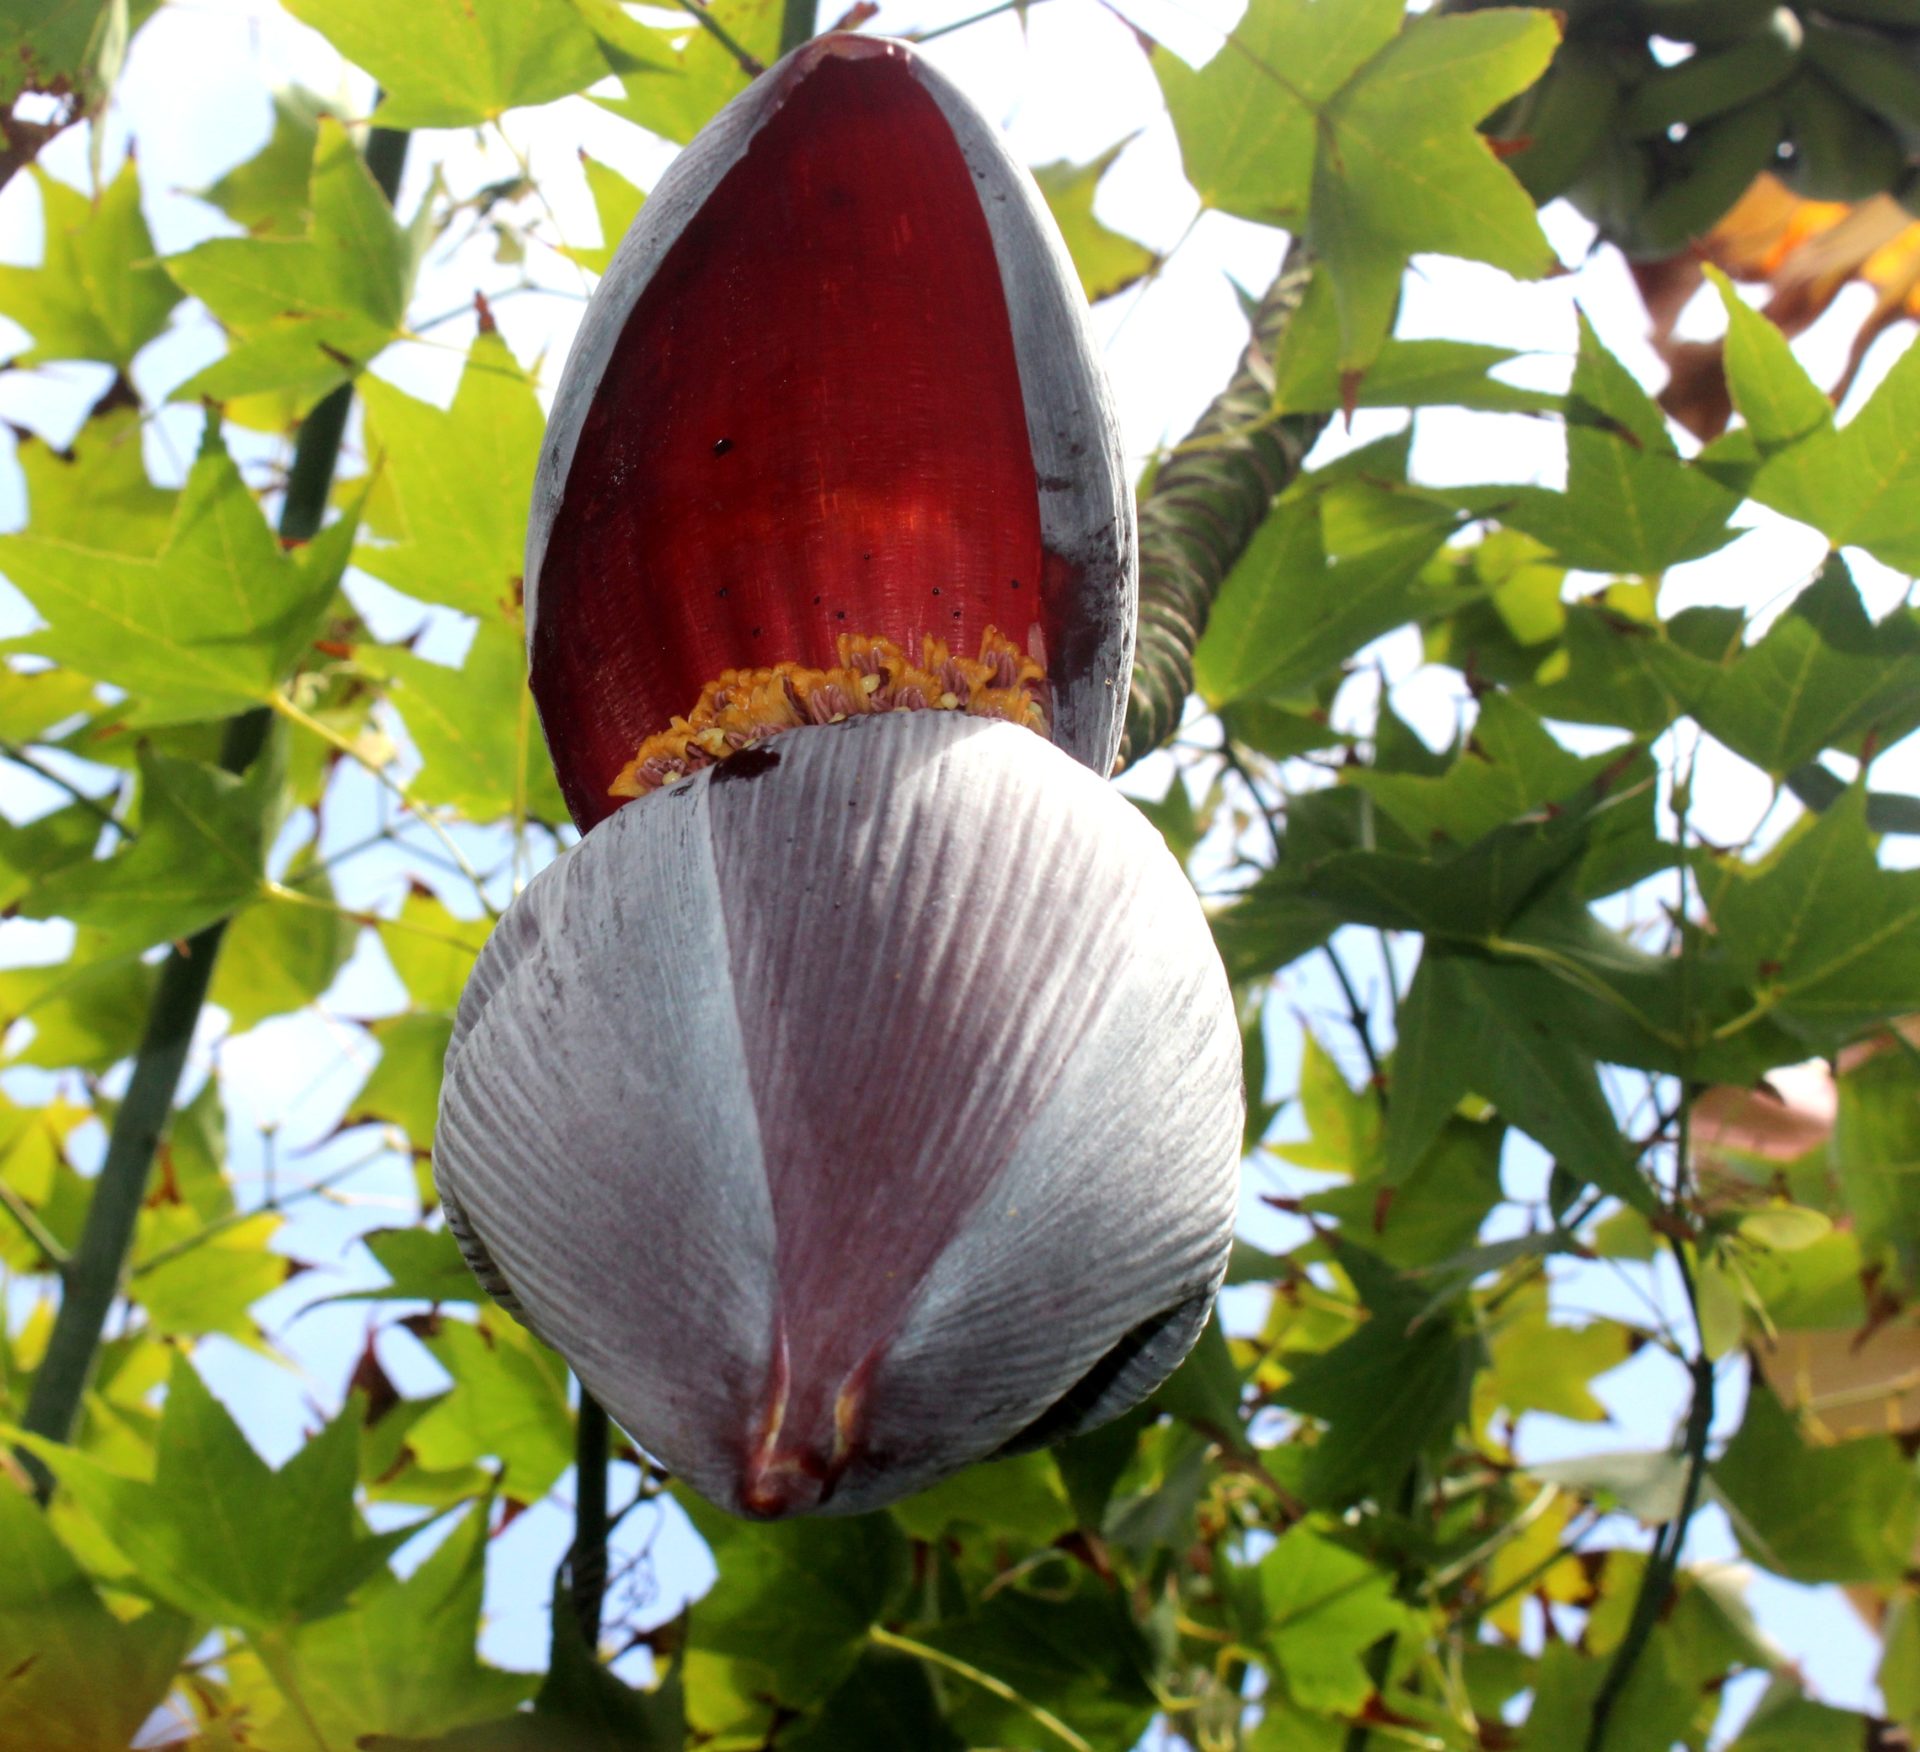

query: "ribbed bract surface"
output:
437 713 1241 1517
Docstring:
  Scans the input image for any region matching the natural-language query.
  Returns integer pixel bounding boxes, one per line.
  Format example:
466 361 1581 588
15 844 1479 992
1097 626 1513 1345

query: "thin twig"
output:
1322 941 1386 1104
0 741 129 838
670 0 765 75
0 1175 70 1271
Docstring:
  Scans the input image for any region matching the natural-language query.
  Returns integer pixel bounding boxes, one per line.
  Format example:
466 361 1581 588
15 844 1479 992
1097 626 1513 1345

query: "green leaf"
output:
18 745 275 959
910 1582 1161 1752
1257 1524 1411 1714
1713 1384 1919 1584
1475 1279 1630 1425
1194 477 1456 706
1753 329 1920 571
596 0 781 146
1830 1048 1920 1285
1711 789 1920 1048
1352 694 1630 848
679 1491 909 1718
196 87 324 236
1458 315 1741 574
1032 141 1158 304
0 936 157 1070
357 331 546 621
281 0 607 127
0 1477 192 1752
14 405 174 552
25 1353 401 1630
262 1502 534 1748
350 1226 482 1303
379 890 492 1015
1277 1245 1481 1504
1707 266 1834 452
1209 869 1341 984
782 1650 960 1752
1271 268 1562 415
0 431 353 725
381 621 567 823
560 150 645 277
1523 1637 1698 1752
165 119 415 410
1310 9 1561 369
1309 1117 1504 1270
1382 950 1653 1212
131 1210 285 1342
0 801 104 911
1156 0 1406 225
1 0 157 106
0 160 179 368
210 875 357 1030
892 1449 1075 1546
403 1309 574 1501
349 1011 455 1151
1647 557 1920 779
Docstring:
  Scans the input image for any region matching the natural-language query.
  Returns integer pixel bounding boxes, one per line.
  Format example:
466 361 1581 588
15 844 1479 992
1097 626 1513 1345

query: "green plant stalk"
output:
569 1389 611 1648
779 0 815 59
1120 243 1326 769
15 123 409 1498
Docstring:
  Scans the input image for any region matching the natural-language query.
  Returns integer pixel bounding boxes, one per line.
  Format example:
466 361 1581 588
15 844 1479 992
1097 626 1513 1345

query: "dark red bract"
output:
533 45 1055 827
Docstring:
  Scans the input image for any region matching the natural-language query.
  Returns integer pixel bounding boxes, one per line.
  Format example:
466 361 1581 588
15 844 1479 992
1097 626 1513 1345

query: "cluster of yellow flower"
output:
609 624 1051 797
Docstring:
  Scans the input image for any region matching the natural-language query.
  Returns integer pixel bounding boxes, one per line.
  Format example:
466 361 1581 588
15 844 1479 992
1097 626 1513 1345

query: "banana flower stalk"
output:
437 35 1243 1519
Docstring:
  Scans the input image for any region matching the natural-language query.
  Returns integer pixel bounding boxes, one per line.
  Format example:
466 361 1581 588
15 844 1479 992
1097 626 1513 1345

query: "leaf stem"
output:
1322 941 1387 1105
869 1624 1093 1752
0 1174 70 1271
12 122 410 1500
267 689 498 917
670 0 765 76
0 741 129 838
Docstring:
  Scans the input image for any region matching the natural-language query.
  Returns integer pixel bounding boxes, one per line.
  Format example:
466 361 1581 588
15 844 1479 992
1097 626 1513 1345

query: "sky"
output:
0 0 1913 1741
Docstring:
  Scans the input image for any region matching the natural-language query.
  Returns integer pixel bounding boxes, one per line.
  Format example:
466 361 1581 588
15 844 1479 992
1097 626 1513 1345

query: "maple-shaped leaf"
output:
242 1501 534 1746
0 158 179 369
355 331 544 621
194 87 326 238
21 1354 405 1633
1159 0 1559 371
1033 141 1159 305
1750 327 1920 573
0 1478 192 1752
16 744 279 958
0 428 354 725
1710 788 1920 1050
14 406 175 553
594 0 781 148
282 0 609 129
559 150 646 278
165 118 416 414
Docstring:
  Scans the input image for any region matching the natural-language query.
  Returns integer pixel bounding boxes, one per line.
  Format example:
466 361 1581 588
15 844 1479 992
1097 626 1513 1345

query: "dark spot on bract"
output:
836 610 847 620
712 437 734 456
751 626 762 637
813 595 822 605
712 745 781 785
717 586 728 598
931 586 941 596
1009 578 1021 590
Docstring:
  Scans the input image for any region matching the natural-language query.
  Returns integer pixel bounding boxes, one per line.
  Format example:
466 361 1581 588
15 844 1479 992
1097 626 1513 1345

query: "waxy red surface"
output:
534 47 1047 827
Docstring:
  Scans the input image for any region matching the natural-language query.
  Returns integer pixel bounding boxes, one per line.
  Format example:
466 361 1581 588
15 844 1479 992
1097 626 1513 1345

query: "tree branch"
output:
14 121 410 1498
1119 243 1326 769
